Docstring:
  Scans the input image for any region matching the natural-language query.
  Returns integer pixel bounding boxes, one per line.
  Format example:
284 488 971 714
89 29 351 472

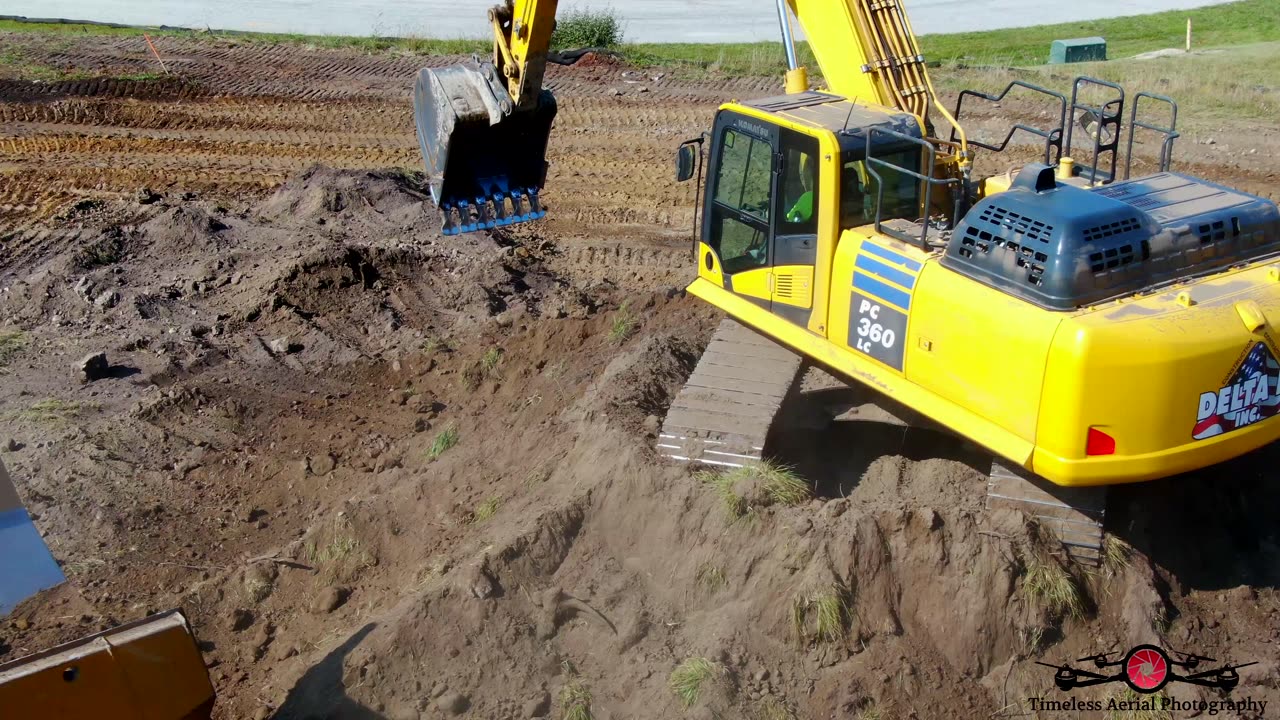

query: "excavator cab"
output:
414 62 556 236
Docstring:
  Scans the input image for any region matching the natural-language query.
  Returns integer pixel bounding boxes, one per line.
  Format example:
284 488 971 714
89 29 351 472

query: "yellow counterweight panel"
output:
1034 260 1280 486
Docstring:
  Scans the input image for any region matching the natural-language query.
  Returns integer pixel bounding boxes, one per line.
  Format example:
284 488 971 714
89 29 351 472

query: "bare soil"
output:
1 32 1278 720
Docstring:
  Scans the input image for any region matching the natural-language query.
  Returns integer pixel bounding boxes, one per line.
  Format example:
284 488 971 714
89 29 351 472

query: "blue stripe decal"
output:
860 242 923 272
854 273 912 310
855 254 917 290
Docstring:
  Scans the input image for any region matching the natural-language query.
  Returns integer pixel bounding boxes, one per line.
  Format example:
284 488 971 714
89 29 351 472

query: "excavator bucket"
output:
413 62 557 236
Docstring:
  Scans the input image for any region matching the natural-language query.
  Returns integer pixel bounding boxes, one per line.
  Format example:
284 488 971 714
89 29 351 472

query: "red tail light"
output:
1086 427 1116 456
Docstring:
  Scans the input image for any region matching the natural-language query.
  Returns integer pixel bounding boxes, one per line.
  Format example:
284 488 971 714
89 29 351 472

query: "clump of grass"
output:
607 301 636 344
550 7 625 49
421 336 449 354
697 460 811 523
558 677 593 720
1023 555 1085 619
1152 606 1171 635
858 704 884 720
72 230 125 269
471 495 502 524
426 425 459 461
1106 688 1172 720
791 585 850 645
669 657 720 708
12 398 79 423
480 347 502 376
1103 536 1132 577
244 575 273 603
306 535 360 565
0 330 28 366
756 696 796 720
695 562 727 594
303 519 376 583
525 467 552 487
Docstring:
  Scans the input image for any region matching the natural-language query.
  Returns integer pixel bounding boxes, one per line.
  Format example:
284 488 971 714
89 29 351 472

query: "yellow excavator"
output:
419 1 1280 562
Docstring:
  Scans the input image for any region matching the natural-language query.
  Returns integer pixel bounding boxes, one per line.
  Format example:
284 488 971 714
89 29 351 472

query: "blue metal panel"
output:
855 253 917 289
853 273 912 310
0 508 66 615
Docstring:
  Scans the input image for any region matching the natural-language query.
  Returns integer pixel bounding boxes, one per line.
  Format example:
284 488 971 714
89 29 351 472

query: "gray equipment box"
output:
1050 37 1107 64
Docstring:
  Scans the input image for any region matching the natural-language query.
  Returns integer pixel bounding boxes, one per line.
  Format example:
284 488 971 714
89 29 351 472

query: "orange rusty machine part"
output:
0 609 216 719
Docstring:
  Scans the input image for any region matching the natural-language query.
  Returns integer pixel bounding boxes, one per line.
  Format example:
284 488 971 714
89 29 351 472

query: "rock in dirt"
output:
435 692 470 715
79 352 110 383
93 290 120 310
73 276 95 300
4 438 19 452
308 454 336 476
268 337 298 356
311 587 347 614
523 691 551 718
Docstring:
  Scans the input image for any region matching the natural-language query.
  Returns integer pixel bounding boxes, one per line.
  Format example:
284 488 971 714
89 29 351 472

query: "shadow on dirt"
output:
273 623 383 720
773 420 990 499
1108 442 1280 593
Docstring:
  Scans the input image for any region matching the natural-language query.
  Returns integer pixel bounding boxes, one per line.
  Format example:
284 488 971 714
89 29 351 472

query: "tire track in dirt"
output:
0 31 733 263
0 99 411 134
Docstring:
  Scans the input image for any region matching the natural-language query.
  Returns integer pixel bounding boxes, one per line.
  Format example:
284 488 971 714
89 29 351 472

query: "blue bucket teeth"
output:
435 180 548 235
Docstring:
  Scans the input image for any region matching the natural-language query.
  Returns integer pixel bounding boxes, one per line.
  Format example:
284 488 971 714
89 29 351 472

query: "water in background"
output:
3 0 1233 43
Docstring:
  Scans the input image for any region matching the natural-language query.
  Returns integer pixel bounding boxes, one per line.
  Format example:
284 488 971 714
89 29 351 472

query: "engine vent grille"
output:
976 204 1055 244
1088 244 1138 272
1084 217 1143 243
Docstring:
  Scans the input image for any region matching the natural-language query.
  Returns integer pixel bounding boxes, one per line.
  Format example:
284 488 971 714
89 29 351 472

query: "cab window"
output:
841 147 923 229
777 134 819 236
712 128 773 273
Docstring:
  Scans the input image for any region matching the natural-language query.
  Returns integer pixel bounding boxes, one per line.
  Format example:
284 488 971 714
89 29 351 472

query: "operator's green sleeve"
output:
786 191 814 223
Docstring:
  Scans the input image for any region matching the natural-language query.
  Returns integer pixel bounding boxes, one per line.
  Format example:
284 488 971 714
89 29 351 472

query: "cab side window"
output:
712 129 773 274
842 147 924 230
841 160 871 229
776 135 819 236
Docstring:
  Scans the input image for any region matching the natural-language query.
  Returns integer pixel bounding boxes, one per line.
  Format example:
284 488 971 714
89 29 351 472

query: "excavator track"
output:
657 319 804 467
986 461 1107 565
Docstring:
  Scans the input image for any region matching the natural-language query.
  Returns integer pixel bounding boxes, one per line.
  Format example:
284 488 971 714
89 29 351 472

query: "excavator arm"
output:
413 0 969 235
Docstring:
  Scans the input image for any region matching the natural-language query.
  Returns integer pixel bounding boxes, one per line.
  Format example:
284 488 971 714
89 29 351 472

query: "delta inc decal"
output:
1194 341 1280 440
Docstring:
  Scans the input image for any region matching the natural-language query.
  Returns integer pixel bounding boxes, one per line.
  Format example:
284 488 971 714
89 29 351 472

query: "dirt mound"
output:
257 167 428 226
263 398 1097 720
131 205 236 262
570 51 627 69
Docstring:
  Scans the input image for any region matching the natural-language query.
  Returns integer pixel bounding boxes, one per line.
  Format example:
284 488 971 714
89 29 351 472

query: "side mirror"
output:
676 145 696 182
